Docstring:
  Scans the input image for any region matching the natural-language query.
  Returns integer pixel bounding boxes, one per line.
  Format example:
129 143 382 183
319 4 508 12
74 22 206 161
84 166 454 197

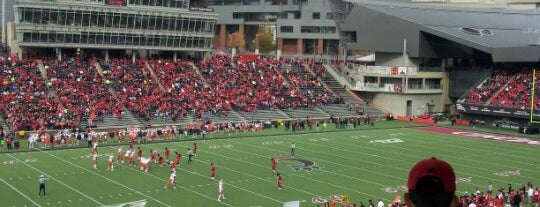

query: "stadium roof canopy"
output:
342 0 540 62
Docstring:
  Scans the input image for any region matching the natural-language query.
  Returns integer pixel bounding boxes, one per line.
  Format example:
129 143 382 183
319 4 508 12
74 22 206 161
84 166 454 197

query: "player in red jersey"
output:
271 158 277 174
137 147 142 158
164 147 170 161
169 161 177 173
150 149 157 163
533 187 539 207
210 163 216 181
193 142 198 156
158 154 164 167
175 152 181 165
277 172 282 190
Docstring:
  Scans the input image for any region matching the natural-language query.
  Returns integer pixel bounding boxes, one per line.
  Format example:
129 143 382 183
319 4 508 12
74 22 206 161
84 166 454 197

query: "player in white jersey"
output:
117 147 123 161
217 179 226 201
107 154 114 171
91 142 98 154
92 154 98 169
164 172 177 190
123 148 131 164
139 157 150 172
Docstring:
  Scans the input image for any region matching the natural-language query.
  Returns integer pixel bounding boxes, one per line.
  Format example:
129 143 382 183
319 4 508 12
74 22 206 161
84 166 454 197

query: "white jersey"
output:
118 148 122 153
109 155 113 162
125 150 131 157
170 172 176 180
218 180 224 191
93 143 98 149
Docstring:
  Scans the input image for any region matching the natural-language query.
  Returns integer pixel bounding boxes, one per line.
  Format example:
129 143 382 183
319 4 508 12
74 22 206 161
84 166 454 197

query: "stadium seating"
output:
0 54 352 131
464 67 540 109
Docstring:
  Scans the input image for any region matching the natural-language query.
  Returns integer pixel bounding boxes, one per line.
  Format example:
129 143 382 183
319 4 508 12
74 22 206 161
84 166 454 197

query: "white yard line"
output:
0 177 42 207
171 141 391 202
7 154 104 206
134 144 322 198
32 149 174 207
101 146 283 205
82 147 235 207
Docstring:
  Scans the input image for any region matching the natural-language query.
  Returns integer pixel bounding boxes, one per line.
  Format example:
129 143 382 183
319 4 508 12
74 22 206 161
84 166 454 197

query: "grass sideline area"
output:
0 121 539 207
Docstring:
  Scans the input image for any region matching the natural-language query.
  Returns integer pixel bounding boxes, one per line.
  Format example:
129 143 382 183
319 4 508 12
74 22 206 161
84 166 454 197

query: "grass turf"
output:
1 123 539 207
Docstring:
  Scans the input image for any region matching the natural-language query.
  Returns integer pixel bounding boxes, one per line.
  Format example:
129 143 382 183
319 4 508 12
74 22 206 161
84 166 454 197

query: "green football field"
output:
1 124 539 207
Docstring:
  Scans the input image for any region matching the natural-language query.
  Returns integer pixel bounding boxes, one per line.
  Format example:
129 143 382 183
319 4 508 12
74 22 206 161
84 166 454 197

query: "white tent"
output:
355 54 375 62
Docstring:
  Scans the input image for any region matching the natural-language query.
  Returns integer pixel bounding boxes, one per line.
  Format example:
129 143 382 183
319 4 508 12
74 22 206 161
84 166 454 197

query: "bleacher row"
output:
0 54 373 132
463 67 540 109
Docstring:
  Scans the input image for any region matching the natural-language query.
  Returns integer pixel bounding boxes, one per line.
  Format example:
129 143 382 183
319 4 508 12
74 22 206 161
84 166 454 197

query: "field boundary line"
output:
0 177 42 207
7 154 105 206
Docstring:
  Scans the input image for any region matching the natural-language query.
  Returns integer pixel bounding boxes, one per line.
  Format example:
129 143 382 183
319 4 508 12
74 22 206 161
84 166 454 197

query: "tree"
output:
257 27 275 55
226 32 245 50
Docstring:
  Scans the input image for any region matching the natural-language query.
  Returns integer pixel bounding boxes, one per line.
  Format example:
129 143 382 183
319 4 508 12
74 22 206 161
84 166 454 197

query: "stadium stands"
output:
464 67 540 109
1 54 378 131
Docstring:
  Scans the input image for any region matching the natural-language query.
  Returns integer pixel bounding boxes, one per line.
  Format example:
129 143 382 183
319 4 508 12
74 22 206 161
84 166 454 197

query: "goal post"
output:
530 69 540 124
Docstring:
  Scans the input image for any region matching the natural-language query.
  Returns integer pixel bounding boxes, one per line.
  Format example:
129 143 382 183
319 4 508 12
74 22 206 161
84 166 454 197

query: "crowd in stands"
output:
43 56 124 127
465 69 514 105
464 67 540 110
0 54 343 131
489 68 540 110
0 55 59 131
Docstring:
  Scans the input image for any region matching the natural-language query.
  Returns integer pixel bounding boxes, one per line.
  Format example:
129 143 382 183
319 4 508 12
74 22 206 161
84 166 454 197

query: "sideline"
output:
80 147 236 207
0 177 42 207
29 149 174 207
7 154 105 206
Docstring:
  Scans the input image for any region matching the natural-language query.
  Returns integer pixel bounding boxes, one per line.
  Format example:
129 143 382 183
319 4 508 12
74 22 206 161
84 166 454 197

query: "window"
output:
280 26 293 33
326 13 334 20
293 12 301 19
312 12 320 19
279 13 288 19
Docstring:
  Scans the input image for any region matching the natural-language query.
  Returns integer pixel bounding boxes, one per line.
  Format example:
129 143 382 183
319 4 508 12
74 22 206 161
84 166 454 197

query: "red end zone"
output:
414 126 540 146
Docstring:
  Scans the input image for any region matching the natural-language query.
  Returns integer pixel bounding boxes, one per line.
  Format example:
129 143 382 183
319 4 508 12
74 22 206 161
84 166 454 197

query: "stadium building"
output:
6 0 218 59
207 0 352 56
339 0 540 130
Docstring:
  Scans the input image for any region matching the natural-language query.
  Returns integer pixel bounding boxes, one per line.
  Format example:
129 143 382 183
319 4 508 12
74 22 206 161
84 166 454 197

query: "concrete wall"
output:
371 93 447 117
375 52 419 67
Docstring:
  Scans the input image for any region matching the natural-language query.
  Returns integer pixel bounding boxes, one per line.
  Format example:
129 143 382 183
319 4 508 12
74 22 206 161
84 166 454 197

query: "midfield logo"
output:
279 157 321 172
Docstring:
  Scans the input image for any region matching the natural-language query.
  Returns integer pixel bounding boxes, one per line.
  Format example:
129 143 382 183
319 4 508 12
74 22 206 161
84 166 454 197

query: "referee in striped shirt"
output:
38 175 48 197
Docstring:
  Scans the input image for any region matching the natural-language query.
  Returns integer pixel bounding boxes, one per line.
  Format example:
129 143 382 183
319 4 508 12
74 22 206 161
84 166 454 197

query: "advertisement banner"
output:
456 103 540 119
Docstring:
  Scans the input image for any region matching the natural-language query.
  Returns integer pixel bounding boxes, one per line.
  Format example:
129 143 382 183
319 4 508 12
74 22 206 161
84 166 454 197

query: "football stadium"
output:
0 0 539 207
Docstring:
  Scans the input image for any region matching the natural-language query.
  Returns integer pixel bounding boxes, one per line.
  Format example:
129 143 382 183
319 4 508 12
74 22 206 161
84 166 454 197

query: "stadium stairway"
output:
316 104 359 118
321 64 386 118
98 113 141 129
89 62 145 129
0 114 13 137
144 60 166 91
282 107 331 120
239 109 291 122
196 110 246 124
137 112 194 128
37 60 59 99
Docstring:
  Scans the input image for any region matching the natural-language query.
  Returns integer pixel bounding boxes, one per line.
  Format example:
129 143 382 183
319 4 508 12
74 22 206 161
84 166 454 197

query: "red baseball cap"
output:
408 157 456 193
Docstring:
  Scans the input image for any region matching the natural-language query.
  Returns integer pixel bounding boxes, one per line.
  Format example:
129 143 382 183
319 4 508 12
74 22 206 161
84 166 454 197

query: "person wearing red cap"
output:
404 157 458 207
